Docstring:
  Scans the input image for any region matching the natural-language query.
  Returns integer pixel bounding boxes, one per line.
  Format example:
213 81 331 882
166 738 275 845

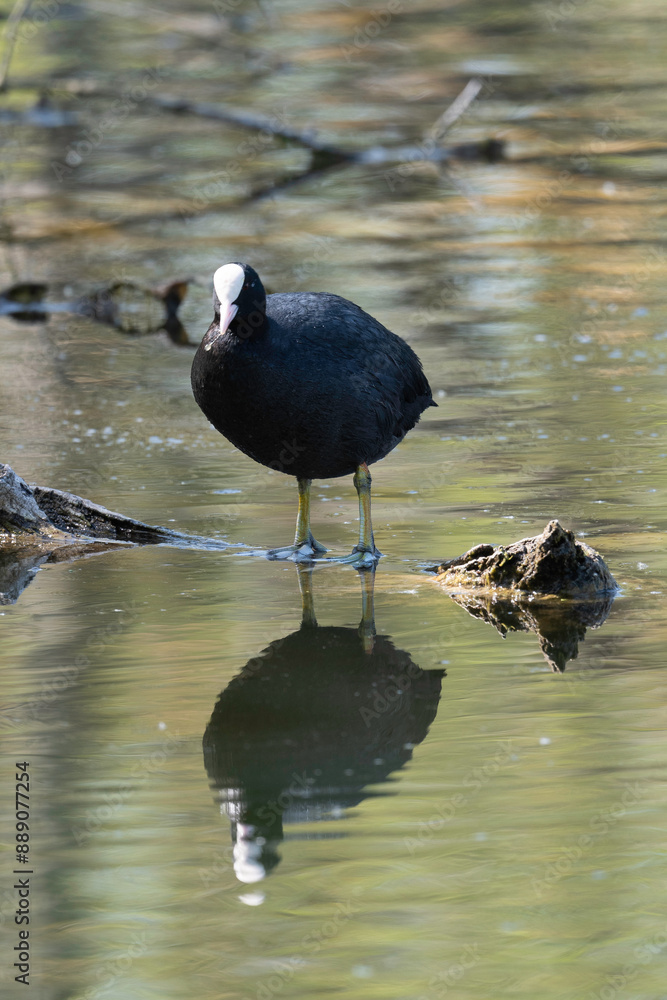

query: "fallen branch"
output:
0 463 183 544
6 79 503 170
425 77 484 143
0 0 32 94
153 86 503 169
1 78 503 234
150 94 349 165
0 463 232 602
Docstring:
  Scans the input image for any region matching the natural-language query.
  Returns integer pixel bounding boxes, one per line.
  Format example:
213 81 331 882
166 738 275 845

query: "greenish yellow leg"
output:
296 563 374 652
294 478 310 545
329 463 382 567
357 563 377 653
294 477 327 552
267 478 327 561
353 462 375 554
296 563 318 628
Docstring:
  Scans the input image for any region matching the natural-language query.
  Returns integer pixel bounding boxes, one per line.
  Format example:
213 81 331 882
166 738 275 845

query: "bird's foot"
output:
266 536 328 562
325 545 382 569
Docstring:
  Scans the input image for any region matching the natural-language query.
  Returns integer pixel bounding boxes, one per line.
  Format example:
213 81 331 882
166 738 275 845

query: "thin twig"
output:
0 0 32 94
152 94 348 160
425 78 483 143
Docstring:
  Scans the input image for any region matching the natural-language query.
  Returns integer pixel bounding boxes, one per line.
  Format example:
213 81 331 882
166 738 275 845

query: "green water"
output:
2 1 667 998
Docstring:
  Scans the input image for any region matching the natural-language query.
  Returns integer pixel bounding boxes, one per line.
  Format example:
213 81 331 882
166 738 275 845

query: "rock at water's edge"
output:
431 520 617 597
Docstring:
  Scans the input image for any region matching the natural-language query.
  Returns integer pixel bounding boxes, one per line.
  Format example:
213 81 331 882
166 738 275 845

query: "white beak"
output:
213 263 244 334
220 301 238 334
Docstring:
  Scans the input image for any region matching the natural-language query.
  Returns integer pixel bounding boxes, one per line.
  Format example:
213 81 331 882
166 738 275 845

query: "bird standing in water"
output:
191 262 434 566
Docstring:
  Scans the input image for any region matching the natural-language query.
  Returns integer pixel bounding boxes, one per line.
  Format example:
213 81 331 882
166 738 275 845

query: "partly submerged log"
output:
0 463 226 604
0 464 60 538
430 519 616 598
430 520 618 671
0 463 181 545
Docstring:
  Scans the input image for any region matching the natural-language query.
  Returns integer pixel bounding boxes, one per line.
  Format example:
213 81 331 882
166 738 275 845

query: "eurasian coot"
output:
191 262 435 565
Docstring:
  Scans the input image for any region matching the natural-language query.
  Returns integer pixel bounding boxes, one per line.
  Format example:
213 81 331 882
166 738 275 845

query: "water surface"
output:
2 1 667 998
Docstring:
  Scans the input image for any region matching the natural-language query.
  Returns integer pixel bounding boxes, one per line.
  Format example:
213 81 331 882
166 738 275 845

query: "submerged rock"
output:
430 520 617 598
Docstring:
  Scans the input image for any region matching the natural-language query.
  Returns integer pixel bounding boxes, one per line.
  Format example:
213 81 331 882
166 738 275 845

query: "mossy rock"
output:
431 520 617 598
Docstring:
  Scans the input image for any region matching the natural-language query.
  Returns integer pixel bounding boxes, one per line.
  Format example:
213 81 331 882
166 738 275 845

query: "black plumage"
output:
191 262 435 562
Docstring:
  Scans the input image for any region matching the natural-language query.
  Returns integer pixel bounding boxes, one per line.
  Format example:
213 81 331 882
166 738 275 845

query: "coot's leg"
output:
330 462 382 567
357 562 376 653
296 563 318 628
293 478 328 554
266 478 328 561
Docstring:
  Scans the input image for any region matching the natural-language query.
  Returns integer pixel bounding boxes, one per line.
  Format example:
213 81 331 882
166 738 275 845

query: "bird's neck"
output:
228 296 268 340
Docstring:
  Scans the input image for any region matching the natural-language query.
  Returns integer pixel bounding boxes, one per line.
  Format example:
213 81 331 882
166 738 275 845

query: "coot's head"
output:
212 262 267 339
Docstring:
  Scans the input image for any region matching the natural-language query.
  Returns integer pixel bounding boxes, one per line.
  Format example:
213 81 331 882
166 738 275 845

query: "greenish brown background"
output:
1 1 667 998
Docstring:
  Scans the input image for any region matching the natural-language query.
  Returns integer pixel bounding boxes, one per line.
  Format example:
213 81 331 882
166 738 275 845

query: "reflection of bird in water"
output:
191 262 435 566
203 568 444 886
